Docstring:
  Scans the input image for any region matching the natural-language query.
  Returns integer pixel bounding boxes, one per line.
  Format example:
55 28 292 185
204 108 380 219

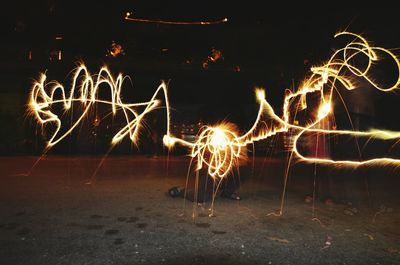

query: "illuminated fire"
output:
165 123 242 179
29 65 171 148
29 32 400 182
164 32 400 177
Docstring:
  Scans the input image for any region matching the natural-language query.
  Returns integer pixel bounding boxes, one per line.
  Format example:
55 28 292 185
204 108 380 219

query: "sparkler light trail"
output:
29 64 171 149
125 12 228 25
283 32 400 165
163 32 400 178
29 32 400 194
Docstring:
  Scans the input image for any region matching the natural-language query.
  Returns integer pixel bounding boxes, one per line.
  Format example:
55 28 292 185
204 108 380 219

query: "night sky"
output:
4 3 400 75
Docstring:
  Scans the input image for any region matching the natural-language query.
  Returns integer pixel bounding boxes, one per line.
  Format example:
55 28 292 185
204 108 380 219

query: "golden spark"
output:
29 32 400 184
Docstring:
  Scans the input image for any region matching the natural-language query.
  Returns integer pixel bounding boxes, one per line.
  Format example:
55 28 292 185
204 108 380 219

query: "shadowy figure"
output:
335 79 376 214
303 116 335 206
146 111 165 157
301 90 335 206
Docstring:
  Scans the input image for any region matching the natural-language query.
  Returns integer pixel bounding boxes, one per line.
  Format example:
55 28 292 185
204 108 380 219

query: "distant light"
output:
55 36 63 40
124 14 228 25
107 41 125 57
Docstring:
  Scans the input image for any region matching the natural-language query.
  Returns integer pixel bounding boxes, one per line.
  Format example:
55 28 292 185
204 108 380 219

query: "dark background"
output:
1 1 400 155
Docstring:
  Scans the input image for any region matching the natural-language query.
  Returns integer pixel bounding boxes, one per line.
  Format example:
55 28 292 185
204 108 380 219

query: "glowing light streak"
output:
164 32 400 178
125 12 228 25
29 65 171 149
29 32 400 184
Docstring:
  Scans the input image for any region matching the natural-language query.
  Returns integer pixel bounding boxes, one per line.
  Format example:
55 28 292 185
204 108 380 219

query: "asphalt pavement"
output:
0 155 399 265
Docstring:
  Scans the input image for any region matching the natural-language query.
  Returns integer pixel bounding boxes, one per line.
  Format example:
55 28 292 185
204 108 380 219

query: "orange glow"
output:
29 65 171 148
29 32 400 181
164 32 400 177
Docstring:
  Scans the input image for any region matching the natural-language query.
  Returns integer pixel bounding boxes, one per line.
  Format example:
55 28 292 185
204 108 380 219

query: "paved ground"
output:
0 155 399 265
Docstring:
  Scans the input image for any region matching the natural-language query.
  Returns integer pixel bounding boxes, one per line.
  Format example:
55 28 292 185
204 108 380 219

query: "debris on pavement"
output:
266 236 290 244
321 235 333 250
363 233 374 241
386 247 400 255
344 204 358 216
373 204 394 223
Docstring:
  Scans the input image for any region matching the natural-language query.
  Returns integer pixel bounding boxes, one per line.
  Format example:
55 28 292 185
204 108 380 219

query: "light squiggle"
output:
29 32 400 182
163 32 400 179
285 32 400 165
29 64 171 149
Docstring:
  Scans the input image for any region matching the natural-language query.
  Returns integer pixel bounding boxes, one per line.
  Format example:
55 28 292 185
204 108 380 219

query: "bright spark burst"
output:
29 32 400 181
164 32 400 177
165 123 242 179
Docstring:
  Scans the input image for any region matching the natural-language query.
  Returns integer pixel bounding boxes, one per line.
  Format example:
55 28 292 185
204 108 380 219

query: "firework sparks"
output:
284 32 400 165
163 32 400 179
29 32 400 189
165 123 243 179
29 64 171 149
